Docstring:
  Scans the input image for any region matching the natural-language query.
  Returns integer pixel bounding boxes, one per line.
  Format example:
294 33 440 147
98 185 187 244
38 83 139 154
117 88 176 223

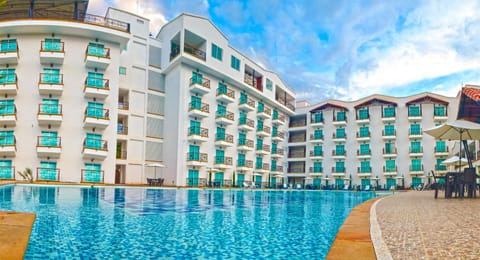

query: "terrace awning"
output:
458 86 480 123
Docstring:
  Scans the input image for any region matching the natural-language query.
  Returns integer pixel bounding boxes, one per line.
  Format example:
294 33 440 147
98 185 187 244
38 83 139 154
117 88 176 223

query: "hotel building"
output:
288 93 459 189
0 1 295 186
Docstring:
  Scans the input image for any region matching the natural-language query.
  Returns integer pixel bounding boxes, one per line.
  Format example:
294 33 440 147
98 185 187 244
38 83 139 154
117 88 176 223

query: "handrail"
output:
37 136 62 147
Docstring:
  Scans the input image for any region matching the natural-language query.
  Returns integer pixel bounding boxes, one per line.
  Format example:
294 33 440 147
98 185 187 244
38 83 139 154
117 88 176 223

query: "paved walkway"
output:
376 190 480 259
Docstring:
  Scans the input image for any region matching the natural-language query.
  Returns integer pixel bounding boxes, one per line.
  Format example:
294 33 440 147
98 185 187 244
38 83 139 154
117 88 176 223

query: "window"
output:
272 109 278 119
410 141 421 153
87 42 105 57
272 126 278 136
189 145 200 160
336 111 346 121
84 163 102 182
43 38 61 51
0 100 14 115
0 131 14 146
238 133 246 145
313 112 323 123
335 145 345 155
358 108 369 120
217 104 226 117
359 126 369 137
360 144 370 155
39 161 57 181
360 161 371 172
385 160 396 172
271 160 277 170
218 82 227 95
40 131 58 147
119 66 126 75
239 112 247 125
86 102 104 118
434 105 446 116
42 68 61 84
335 161 345 172
313 162 322 172
238 153 246 166
211 43 223 61
258 102 265 113
231 55 240 70
314 129 323 139
436 141 446 152
410 124 421 135
383 107 395 117
257 119 264 131
256 157 263 169
189 120 200 135
0 39 17 52
215 149 225 164
0 160 12 179
336 128 345 138
436 158 447 170
216 127 225 141
411 159 422 171
191 71 203 84
256 138 263 150
240 92 248 104
0 68 16 84
85 133 102 149
313 146 322 156
266 79 273 90
408 105 421 116
384 125 395 136
271 143 277 153
385 142 394 154
86 72 104 88
188 169 199 186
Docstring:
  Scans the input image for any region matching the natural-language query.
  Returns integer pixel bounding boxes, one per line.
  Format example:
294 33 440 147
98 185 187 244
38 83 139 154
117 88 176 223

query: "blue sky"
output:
89 0 480 103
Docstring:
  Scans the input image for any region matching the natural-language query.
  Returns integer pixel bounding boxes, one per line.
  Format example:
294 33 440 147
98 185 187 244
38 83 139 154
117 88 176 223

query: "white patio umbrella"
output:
424 120 480 169
440 156 468 165
145 162 165 178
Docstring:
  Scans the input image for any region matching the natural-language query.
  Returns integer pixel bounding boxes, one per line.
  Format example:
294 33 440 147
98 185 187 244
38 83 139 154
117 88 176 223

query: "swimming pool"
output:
0 185 376 259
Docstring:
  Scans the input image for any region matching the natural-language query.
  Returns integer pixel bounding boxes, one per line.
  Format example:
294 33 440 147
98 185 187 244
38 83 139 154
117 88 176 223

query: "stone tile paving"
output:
376 190 480 260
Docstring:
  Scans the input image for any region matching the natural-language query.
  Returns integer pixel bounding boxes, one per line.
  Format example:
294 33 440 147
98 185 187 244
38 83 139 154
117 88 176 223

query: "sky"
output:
89 0 480 104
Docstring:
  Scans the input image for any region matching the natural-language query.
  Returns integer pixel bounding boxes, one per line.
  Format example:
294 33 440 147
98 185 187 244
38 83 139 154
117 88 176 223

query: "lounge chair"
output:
343 184 349 191
364 185 370 191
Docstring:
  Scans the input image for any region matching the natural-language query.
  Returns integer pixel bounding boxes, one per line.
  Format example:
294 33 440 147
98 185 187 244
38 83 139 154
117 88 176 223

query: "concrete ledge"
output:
0 211 36 260
327 197 380 260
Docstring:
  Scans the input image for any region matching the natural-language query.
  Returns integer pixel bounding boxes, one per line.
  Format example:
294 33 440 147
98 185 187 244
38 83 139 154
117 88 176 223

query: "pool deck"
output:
375 190 480 259
0 211 36 260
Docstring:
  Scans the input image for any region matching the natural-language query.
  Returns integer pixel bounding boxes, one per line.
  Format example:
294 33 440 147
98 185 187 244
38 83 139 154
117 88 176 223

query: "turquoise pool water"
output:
0 185 376 259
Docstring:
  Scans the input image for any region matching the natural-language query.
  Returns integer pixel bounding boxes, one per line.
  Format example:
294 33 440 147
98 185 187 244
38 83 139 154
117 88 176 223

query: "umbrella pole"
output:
459 129 462 172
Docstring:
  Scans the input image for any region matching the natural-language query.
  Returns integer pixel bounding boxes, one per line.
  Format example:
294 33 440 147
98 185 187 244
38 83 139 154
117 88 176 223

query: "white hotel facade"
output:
0 1 295 186
0 1 464 188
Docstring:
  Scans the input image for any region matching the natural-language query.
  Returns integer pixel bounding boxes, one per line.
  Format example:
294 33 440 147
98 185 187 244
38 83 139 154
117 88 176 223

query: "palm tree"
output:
18 168 33 183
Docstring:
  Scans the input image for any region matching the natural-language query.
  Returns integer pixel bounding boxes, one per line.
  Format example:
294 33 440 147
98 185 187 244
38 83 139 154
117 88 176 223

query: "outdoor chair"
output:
147 178 153 186
343 184 349 191
364 185 371 191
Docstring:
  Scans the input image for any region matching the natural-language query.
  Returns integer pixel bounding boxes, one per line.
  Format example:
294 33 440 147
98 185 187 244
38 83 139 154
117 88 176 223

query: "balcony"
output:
189 76 210 95
40 40 65 65
409 147 423 157
309 167 323 175
356 115 370 124
289 119 307 129
382 130 396 140
288 151 306 159
357 149 371 159
409 164 424 175
287 167 305 174
215 133 234 147
435 165 447 174
288 135 306 143
215 110 235 125
239 97 255 112
257 106 271 119
238 118 254 131
356 132 371 141
408 111 422 121
434 113 448 121
83 108 109 130
36 136 61 158
82 139 108 160
332 117 347 126
0 166 15 180
332 133 347 143
256 144 270 155
331 167 346 177
256 126 271 137
382 115 396 123
0 105 17 126
310 117 324 127
36 168 60 182
0 136 16 157
37 104 63 126
237 139 254 152
383 166 398 176
357 167 372 174
188 102 209 118
255 163 270 173
332 150 346 159
271 165 283 173
272 114 286 125
0 45 18 65
186 152 208 167
310 134 323 143
272 131 285 141
0 73 17 95
184 43 206 61
310 150 323 159
85 46 111 69
81 169 105 183
271 148 284 158
187 127 208 142
214 156 233 168
408 129 423 139
237 160 253 171
434 146 449 156
216 86 235 103
382 148 397 158
38 73 64 96
84 77 110 99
